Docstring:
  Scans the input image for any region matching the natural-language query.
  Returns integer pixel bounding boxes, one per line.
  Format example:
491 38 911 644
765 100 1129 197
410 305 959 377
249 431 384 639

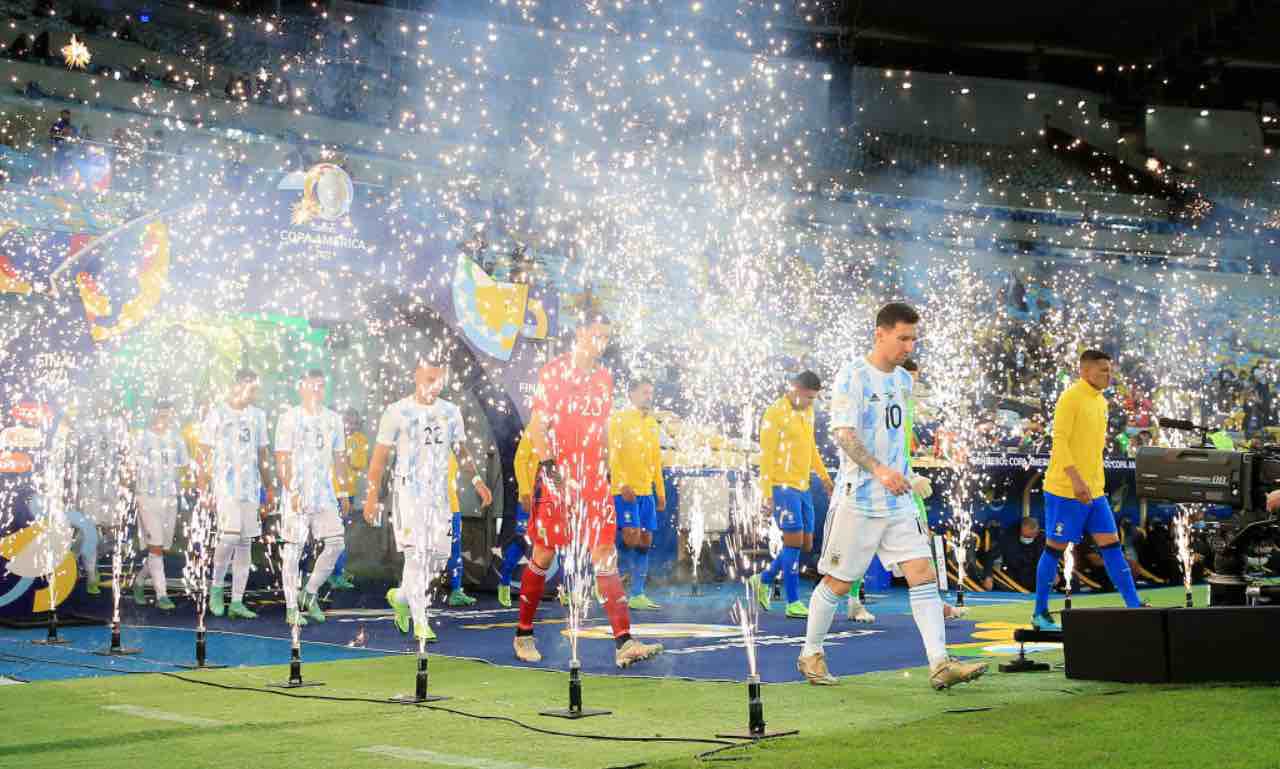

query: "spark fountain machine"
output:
1059 443 1280 684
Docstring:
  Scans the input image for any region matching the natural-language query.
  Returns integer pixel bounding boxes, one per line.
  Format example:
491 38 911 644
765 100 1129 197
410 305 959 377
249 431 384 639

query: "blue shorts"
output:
1044 492 1117 544
615 494 657 531
514 503 529 536
773 486 815 534
451 512 462 540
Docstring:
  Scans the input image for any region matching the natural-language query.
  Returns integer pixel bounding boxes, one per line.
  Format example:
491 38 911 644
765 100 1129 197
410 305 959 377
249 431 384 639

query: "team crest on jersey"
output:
830 553 841 567
1055 522 1065 536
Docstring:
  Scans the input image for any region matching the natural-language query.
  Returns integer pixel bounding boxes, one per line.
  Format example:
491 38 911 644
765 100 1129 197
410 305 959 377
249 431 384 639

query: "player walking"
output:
798 303 987 690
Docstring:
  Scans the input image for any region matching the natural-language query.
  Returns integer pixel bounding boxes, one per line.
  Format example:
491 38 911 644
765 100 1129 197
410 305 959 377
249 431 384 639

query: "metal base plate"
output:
93 647 142 656
30 638 69 646
174 662 228 670
715 729 799 740
389 694 450 704
1000 657 1051 673
539 707 611 719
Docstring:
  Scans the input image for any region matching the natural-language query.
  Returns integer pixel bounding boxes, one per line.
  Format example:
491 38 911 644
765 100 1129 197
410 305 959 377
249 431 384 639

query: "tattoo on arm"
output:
834 428 879 474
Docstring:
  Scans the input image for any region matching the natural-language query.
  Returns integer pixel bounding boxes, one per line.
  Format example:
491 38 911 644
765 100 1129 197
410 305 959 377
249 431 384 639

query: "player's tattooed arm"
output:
833 427 879 473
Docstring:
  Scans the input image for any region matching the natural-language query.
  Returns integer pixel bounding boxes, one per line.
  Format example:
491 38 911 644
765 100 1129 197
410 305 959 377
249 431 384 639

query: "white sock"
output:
231 541 252 602
802 581 841 658
282 542 302 610
909 583 948 668
306 538 345 595
211 536 237 590
397 547 428 629
148 554 167 599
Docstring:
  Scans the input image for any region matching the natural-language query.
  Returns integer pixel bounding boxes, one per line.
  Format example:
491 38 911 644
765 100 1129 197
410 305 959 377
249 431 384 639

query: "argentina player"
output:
797 303 987 690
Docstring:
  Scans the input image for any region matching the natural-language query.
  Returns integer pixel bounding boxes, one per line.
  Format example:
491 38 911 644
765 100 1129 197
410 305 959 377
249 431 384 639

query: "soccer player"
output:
198 369 273 620
364 351 492 642
609 378 667 611
497 429 537 608
513 311 664 668
131 400 189 611
275 370 349 626
1032 350 1143 631
327 409 368 590
749 371 834 618
445 451 478 606
798 303 987 690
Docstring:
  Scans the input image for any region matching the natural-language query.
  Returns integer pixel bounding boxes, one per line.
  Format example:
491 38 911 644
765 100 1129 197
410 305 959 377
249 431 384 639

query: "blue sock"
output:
782 547 801 603
449 513 463 591
1034 548 1061 616
1099 543 1142 608
331 549 347 578
633 550 649 596
500 540 525 585
761 547 790 587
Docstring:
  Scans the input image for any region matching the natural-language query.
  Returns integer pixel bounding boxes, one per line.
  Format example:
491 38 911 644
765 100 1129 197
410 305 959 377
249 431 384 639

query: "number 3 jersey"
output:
200 404 269 504
829 357 914 518
275 405 343 514
375 395 464 512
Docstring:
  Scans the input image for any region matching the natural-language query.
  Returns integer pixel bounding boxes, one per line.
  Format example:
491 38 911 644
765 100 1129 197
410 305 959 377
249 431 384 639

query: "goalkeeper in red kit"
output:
512 310 664 668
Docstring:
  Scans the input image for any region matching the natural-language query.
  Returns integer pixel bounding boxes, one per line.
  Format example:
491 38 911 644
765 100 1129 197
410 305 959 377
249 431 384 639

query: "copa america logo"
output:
291 163 354 225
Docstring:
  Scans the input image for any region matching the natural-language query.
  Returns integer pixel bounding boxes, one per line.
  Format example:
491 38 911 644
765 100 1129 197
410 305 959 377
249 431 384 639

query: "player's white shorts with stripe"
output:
216 496 261 538
137 494 177 549
392 490 450 560
280 494 343 543
818 495 933 583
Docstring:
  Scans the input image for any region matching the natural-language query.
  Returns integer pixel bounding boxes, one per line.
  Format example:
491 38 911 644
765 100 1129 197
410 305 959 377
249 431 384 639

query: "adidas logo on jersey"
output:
868 394 881 402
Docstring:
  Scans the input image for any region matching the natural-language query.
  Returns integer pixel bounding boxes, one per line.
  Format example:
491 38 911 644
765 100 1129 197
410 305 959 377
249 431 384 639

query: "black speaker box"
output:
1166 607 1280 683
1062 607 1170 683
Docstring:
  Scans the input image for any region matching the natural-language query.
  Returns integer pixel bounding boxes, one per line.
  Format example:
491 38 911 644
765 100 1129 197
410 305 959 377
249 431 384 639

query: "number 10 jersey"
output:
828 357 915 518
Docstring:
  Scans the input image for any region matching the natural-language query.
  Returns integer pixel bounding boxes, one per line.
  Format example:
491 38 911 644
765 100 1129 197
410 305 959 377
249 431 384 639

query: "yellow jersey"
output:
758 396 831 498
608 407 665 501
332 431 369 497
514 431 538 499
1045 379 1108 499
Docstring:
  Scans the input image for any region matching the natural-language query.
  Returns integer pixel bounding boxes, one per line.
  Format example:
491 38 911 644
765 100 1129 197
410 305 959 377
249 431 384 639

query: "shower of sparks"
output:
0 0 1277 644
61 35 91 70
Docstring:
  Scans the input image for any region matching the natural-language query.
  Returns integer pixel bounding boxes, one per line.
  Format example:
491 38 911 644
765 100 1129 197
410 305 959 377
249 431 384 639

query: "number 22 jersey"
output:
829 357 914 518
375 395 464 511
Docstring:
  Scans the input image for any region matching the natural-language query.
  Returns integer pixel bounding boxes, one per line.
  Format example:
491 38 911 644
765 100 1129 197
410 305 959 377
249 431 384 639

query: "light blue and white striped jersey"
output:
829 357 915 517
74 417 129 509
275 405 343 514
200 403 269 503
375 396 464 508
132 428 190 498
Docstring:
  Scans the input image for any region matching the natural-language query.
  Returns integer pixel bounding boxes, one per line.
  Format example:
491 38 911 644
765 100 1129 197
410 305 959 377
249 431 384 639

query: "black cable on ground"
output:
0 648 738 748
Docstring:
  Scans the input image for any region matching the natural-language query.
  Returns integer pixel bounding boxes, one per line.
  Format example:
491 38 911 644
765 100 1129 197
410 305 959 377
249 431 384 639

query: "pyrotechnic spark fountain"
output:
1174 506 1195 608
1062 542 1075 610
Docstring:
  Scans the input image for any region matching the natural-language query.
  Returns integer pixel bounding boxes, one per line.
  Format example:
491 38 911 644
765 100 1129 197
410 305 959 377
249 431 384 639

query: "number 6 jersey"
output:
375 395 465 510
829 357 914 518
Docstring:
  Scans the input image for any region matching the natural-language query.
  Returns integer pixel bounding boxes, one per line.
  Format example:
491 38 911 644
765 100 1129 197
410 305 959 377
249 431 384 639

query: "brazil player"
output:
275 370 349 626
130 400 189 611
1033 349 1143 631
749 371 834 618
198 370 273 619
364 352 493 642
609 378 667 610
513 311 663 668
497 429 538 607
799 303 987 690
445 451 478 606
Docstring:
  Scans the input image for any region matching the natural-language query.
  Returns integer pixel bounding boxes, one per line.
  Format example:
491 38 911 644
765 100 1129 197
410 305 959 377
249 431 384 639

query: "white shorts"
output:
281 496 344 543
392 491 450 559
216 496 262 538
818 497 933 583
137 494 178 549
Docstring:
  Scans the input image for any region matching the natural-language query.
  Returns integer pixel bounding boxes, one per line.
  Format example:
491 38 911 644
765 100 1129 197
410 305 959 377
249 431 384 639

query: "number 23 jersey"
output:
829 357 914 518
375 396 464 508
